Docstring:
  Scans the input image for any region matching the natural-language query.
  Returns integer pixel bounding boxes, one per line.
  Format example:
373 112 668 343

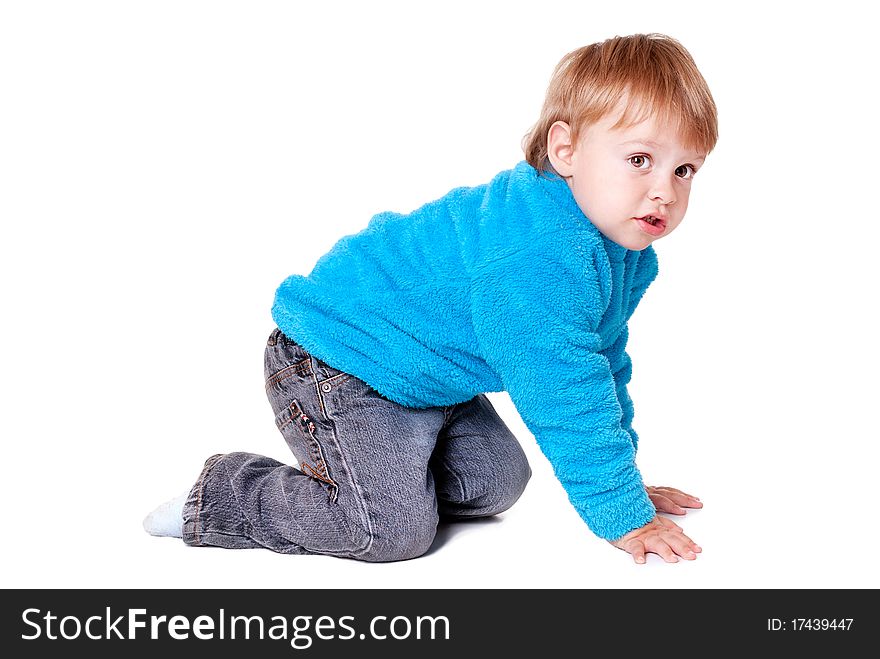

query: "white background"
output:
2 0 877 589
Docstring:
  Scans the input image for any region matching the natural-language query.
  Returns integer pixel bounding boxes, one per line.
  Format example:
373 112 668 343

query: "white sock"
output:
142 491 188 538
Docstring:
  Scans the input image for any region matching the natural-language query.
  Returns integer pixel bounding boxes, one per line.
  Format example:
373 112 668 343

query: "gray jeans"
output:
181 328 531 562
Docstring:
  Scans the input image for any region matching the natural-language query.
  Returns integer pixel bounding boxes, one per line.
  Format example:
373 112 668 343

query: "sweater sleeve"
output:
607 247 658 453
601 328 639 453
470 246 655 541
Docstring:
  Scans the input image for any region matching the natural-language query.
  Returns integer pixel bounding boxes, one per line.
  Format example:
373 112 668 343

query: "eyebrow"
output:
620 139 663 148
619 140 706 163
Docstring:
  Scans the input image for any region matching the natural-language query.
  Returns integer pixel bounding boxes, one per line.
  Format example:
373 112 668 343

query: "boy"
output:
145 33 717 564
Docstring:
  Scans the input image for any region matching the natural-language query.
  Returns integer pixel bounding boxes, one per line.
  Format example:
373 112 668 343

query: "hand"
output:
609 515 701 564
646 485 702 515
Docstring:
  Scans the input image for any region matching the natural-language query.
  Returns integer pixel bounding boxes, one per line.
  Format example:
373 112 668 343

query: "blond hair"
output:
523 34 718 175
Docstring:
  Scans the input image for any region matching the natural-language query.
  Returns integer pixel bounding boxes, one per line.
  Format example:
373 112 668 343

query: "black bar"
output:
1 589 873 655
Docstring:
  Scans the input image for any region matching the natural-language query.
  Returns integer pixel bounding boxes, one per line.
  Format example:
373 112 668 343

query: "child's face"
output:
552 109 706 251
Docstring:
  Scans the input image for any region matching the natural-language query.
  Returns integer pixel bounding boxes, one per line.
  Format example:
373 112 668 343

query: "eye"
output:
675 164 697 180
628 155 651 169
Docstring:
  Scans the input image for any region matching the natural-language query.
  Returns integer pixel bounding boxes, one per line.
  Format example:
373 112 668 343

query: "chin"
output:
618 236 655 251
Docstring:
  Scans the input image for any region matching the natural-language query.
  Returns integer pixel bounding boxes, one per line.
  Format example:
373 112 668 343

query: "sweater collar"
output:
517 161 629 262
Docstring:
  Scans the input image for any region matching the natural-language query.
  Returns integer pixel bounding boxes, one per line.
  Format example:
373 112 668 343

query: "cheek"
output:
583 172 627 210
676 187 691 214
571 176 603 214
668 199 689 231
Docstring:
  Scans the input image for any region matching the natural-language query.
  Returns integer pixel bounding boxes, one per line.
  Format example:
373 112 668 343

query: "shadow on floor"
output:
423 516 504 557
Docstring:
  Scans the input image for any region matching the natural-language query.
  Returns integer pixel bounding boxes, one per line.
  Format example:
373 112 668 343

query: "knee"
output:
354 512 439 563
483 451 531 516
445 450 531 518
506 453 532 507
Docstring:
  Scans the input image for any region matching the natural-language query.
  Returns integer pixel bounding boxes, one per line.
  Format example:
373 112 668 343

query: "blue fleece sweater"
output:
272 160 659 540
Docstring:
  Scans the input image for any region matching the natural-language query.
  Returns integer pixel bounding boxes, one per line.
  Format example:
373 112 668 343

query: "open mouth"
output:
634 215 666 236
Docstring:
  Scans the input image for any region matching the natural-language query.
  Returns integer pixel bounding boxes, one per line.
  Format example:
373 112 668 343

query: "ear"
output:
547 121 575 177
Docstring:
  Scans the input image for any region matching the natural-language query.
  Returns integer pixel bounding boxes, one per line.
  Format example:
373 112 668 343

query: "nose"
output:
648 173 676 206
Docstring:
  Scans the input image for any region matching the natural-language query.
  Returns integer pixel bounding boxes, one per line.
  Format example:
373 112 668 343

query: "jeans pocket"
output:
265 333 313 391
312 354 353 389
275 398 339 503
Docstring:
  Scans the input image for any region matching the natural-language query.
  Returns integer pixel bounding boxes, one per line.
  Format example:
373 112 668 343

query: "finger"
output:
629 541 647 565
649 493 686 515
676 494 703 509
650 486 701 500
644 536 679 563
657 520 698 549
656 516 684 533
664 533 699 560
652 487 703 509
651 485 688 495
664 528 701 554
